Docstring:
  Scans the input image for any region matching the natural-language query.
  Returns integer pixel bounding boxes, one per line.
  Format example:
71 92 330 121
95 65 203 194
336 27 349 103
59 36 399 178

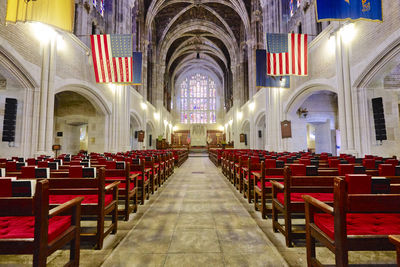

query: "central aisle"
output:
102 157 289 266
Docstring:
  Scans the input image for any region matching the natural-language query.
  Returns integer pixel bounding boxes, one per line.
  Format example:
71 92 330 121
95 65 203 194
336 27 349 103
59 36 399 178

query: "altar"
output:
190 125 207 146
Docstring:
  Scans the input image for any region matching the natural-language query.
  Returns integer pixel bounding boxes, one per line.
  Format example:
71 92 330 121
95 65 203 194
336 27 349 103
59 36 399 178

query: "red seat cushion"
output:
49 194 113 206
277 193 333 204
379 164 395 176
106 176 125 180
137 176 148 181
106 182 135 190
338 164 354 176
0 216 71 242
314 213 400 240
290 164 306 176
256 180 284 189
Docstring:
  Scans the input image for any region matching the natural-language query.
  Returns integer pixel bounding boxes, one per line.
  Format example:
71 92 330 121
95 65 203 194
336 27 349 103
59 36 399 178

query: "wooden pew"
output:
105 162 139 221
389 235 400 266
0 179 83 266
48 168 119 250
304 176 400 267
253 160 284 219
130 158 150 205
271 165 335 247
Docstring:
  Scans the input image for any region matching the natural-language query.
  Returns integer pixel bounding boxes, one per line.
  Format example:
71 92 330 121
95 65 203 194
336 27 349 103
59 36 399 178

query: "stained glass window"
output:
180 73 217 124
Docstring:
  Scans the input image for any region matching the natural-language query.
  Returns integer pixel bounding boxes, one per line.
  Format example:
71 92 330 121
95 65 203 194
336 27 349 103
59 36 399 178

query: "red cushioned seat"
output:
106 161 117 169
345 174 371 194
328 159 340 168
0 216 71 243
137 176 148 181
106 181 135 190
314 213 400 240
277 193 333 204
256 180 284 189
338 164 354 176
363 159 375 169
379 164 395 176
106 176 125 180
299 158 311 166
290 164 306 176
49 194 113 206
265 159 276 169
37 161 48 168
385 159 399 167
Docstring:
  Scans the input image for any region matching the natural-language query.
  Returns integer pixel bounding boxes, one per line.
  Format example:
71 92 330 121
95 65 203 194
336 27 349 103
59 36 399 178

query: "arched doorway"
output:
53 91 106 154
146 121 155 149
287 90 339 155
0 50 36 158
241 120 250 149
130 113 142 150
255 113 266 150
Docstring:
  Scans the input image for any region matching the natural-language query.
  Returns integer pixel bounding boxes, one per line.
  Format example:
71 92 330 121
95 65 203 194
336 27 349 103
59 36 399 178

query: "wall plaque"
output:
281 120 292 139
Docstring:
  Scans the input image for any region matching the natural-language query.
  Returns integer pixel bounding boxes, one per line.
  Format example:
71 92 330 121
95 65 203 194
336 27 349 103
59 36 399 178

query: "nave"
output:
1 156 396 267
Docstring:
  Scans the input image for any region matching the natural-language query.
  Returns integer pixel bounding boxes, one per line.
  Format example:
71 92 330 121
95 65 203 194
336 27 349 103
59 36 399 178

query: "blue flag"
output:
132 52 142 85
256 50 290 88
315 0 382 22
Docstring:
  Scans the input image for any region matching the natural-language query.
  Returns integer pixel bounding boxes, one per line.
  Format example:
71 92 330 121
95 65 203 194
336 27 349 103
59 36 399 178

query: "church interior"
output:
0 0 400 266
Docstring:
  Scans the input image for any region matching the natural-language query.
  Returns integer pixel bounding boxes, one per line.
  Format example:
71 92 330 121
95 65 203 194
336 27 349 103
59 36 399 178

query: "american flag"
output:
266 33 308 76
90 34 133 83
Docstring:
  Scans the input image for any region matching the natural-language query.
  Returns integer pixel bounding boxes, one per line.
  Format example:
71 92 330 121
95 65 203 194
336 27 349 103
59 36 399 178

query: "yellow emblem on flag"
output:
6 0 75 32
345 0 350 4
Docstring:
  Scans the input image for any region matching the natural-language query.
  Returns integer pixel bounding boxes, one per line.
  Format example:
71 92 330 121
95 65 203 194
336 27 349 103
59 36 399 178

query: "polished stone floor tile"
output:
213 212 258 229
102 251 167 267
217 228 271 254
223 252 289 267
168 229 221 253
117 229 175 254
163 253 224 267
176 212 215 229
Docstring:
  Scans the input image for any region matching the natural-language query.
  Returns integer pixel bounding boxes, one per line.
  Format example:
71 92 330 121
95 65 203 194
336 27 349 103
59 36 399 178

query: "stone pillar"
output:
110 85 131 152
335 30 357 155
35 38 57 157
265 87 282 151
21 87 38 157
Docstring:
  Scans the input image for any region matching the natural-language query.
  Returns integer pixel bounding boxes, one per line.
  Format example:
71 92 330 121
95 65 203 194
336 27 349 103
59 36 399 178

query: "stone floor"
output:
0 157 397 266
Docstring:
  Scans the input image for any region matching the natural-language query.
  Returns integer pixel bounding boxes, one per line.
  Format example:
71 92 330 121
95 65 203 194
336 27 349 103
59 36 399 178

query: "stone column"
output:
265 87 282 151
110 85 131 152
35 38 57 157
335 30 357 155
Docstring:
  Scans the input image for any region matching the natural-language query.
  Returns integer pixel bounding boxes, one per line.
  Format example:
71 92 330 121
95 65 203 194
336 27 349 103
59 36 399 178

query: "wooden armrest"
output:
271 180 284 190
389 235 400 247
105 178 125 182
130 173 139 180
49 196 84 218
252 171 261 178
302 195 334 215
105 181 120 191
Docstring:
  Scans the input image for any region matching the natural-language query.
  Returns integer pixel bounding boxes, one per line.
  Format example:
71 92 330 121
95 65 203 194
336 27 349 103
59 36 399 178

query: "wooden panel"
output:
281 120 292 139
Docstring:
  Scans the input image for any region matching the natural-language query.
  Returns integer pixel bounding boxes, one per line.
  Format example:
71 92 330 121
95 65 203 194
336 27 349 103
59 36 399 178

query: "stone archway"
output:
53 91 108 154
286 90 339 155
241 120 251 149
255 112 266 150
130 111 142 150
146 121 155 149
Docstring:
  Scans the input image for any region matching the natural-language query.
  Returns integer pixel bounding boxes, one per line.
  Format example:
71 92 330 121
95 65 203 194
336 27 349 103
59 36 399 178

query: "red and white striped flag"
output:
90 34 133 83
266 33 308 76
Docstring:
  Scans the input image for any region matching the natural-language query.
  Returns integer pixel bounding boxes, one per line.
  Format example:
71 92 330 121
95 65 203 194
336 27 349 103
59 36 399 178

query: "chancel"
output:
0 0 400 266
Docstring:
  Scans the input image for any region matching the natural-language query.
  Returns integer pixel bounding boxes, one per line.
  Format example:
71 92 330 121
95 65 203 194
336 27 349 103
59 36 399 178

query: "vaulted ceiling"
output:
139 0 258 109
